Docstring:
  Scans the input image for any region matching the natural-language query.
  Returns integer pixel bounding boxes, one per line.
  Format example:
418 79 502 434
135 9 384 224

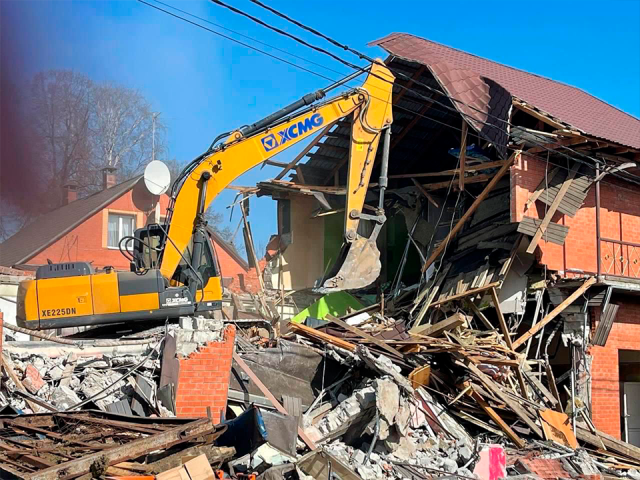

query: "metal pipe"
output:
571 343 577 435
378 127 391 209
596 163 602 277
241 69 366 137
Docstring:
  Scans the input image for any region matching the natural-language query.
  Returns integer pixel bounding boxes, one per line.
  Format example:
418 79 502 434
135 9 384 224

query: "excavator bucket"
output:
315 229 383 293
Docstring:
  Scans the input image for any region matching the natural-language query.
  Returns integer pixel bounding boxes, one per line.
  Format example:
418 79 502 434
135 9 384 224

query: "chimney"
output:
62 183 77 205
102 167 117 190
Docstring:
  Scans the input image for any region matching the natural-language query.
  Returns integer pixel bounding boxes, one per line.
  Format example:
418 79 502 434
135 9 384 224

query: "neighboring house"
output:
258 34 640 443
0 169 257 300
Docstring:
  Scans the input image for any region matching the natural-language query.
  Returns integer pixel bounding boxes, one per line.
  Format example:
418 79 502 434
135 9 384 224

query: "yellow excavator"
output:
17 62 394 330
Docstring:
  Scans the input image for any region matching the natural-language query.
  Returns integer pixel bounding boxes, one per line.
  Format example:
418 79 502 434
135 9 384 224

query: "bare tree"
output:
29 71 92 208
90 84 165 183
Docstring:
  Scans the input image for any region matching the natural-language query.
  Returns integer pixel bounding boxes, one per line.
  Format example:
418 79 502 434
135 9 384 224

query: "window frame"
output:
107 213 137 250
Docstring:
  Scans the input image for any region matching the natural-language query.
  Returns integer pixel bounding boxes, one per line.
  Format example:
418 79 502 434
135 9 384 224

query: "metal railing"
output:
600 237 640 279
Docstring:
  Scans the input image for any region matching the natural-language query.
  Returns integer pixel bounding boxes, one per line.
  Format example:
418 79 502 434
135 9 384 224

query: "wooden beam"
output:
233 353 316 450
512 277 597 349
275 120 339 180
421 174 491 191
391 101 434 149
389 160 507 179
430 282 501 306
411 312 467 337
513 100 571 131
411 178 439 207
490 287 512 349
525 162 580 254
325 314 403 359
467 362 544 439
295 165 306 184
392 65 426 105
470 390 526 448
420 150 519 274
526 136 588 154
465 300 494 330
288 322 356 352
524 167 560 212
459 120 468 191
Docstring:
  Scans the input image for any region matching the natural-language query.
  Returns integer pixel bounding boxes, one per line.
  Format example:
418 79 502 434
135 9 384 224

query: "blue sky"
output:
3 0 639 253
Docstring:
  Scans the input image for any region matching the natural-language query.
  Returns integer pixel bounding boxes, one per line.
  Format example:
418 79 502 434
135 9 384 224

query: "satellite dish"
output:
144 160 171 195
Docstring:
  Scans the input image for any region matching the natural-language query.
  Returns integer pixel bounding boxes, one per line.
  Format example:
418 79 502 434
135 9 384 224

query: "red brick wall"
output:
25 184 255 292
511 155 640 277
590 301 640 438
174 325 236 423
29 189 171 270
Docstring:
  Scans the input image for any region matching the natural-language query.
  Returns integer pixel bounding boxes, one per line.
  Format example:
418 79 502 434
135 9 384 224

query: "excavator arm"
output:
160 62 394 291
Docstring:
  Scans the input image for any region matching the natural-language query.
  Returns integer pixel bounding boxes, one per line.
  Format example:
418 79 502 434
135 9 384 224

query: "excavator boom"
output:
17 62 394 330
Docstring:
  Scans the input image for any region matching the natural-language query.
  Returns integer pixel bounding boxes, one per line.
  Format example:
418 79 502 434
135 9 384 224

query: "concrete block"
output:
177 342 198 358
175 329 194 344
179 316 194 330
50 386 81 410
375 377 399 424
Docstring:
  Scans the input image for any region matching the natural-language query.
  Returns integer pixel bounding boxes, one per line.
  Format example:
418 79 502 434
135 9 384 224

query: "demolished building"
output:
256 33 640 445
1 32 640 480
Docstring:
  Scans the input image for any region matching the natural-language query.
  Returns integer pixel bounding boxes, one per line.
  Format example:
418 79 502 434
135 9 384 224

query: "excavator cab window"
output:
174 237 218 288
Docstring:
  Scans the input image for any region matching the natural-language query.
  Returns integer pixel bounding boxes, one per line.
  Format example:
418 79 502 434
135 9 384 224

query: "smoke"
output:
0 3 47 217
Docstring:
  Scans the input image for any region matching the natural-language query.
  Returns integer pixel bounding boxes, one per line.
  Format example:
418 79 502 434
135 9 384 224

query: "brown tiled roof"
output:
0 177 142 267
370 33 640 149
207 226 249 271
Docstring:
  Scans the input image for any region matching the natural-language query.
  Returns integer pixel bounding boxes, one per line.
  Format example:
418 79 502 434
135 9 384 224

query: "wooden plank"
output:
459 120 468 191
408 365 431 390
275 120 339 180
430 282 501 306
513 277 597 349
421 151 519 273
471 390 526 448
325 314 403 359
411 312 467 337
526 135 588 154
288 322 356 352
576 426 640 462
389 160 506 179
517 217 569 245
524 167 560 212
233 353 316 450
544 362 563 412
411 178 439 207
490 287 513 349
513 100 571 131
526 163 580 253
411 263 452 328
466 361 544 439
421 174 491 191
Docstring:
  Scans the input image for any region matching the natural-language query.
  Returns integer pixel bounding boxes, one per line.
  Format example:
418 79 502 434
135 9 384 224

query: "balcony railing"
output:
600 238 640 279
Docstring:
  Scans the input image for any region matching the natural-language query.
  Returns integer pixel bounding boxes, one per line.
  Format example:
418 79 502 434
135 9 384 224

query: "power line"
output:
136 0 334 82
150 0 348 77
222 0 640 184
139 0 639 191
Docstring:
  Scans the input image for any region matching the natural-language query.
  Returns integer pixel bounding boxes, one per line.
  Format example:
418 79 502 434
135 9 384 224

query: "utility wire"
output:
139 0 639 191
137 0 334 81
221 0 640 185
151 0 347 77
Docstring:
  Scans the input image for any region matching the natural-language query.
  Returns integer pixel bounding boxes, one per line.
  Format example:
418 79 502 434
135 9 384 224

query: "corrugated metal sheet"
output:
517 216 569 245
593 303 619 346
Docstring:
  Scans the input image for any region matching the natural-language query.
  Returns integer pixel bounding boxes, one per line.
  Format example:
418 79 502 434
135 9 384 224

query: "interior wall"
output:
269 195 325 290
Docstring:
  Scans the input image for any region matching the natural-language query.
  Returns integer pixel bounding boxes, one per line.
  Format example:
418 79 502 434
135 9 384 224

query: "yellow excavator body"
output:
17 62 394 330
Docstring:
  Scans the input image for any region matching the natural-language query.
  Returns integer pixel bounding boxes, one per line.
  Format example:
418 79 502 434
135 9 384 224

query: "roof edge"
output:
370 33 640 128
207 227 250 271
11 176 142 266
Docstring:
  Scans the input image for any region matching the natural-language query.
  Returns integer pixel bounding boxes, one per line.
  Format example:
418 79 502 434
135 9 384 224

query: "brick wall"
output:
174 325 236 423
29 189 170 270
511 154 640 277
589 301 640 438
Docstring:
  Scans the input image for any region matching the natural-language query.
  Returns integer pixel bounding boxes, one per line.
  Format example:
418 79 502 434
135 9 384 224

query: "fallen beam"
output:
232 353 317 450
421 151 519 273
512 277 596 349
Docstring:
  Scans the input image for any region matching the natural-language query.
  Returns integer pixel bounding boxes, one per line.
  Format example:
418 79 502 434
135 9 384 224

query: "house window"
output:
107 213 136 248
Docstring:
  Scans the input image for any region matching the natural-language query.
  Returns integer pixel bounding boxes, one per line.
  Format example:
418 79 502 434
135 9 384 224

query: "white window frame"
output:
107 213 137 250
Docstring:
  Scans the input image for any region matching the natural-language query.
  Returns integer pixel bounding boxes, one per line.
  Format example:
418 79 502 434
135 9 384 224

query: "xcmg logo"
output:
261 113 324 152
